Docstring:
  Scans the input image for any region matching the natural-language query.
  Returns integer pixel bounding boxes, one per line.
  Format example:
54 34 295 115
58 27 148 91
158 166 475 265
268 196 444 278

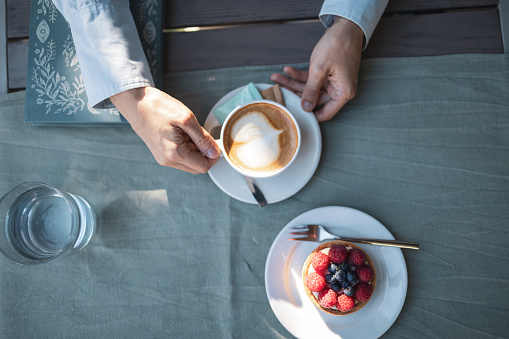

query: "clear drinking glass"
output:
0 182 96 265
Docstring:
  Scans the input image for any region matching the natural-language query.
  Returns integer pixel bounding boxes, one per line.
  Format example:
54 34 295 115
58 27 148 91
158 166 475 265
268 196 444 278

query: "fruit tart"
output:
302 240 376 315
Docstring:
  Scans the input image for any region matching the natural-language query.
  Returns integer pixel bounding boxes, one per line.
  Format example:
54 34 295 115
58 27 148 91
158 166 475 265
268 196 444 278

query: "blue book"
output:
24 0 163 125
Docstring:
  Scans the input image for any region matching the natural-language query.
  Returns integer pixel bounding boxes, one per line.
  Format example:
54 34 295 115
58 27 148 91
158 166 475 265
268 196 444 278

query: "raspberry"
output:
354 282 372 302
347 248 366 266
318 288 337 308
311 252 330 274
356 265 374 282
329 245 348 264
337 293 355 312
305 272 326 292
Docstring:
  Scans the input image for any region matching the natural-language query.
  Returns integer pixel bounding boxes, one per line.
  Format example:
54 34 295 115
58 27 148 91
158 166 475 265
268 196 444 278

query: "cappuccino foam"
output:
223 103 298 175
230 112 282 169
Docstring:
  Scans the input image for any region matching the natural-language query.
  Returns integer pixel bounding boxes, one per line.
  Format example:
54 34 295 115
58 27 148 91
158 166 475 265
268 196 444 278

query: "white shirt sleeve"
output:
51 0 154 108
319 0 389 49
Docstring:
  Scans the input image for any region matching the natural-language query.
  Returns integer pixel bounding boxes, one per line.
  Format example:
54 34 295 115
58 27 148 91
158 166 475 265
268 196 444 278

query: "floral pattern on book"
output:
31 40 86 115
36 0 58 23
63 34 80 71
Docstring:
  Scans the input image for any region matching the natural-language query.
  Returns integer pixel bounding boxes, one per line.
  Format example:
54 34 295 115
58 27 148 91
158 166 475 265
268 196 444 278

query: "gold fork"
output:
288 224 420 250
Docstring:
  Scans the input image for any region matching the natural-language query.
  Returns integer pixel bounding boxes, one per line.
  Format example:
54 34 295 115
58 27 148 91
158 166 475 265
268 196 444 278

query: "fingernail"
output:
205 146 220 159
303 101 314 112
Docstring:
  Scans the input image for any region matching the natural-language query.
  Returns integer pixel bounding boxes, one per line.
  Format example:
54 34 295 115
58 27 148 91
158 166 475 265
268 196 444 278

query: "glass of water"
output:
0 182 96 265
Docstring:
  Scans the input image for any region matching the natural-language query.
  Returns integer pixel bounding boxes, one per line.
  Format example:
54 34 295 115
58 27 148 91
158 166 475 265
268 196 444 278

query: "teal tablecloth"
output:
1 54 508 338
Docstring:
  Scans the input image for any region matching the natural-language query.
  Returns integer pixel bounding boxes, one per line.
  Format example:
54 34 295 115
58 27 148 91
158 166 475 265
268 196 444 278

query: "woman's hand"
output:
111 87 220 174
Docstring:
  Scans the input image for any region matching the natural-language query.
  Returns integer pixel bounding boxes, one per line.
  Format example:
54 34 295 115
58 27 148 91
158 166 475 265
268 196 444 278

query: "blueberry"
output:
328 263 339 273
331 276 338 284
328 272 338 284
335 270 346 282
341 280 350 288
330 282 342 292
344 286 355 296
347 271 357 282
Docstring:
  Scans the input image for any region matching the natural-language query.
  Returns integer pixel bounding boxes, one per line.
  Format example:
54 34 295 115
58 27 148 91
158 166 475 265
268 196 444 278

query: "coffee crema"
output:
223 103 299 175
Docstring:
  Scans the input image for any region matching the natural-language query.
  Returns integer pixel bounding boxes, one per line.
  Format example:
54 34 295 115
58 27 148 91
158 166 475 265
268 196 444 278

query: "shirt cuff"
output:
319 0 389 49
56 0 154 108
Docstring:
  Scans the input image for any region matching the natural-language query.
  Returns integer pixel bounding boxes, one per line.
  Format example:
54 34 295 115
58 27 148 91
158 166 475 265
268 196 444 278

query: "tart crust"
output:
302 240 376 315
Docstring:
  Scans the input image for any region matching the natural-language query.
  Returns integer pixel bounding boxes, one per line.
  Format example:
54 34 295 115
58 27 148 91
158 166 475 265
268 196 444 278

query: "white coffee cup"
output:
215 100 301 179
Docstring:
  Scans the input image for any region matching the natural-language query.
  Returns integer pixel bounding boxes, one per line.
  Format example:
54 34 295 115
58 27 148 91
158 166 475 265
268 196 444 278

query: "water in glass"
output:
4 185 94 261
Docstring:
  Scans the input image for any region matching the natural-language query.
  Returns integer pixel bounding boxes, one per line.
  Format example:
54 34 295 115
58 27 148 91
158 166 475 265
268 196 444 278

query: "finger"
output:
283 66 309 82
161 134 219 174
317 91 331 106
276 89 329 105
176 146 219 174
314 98 348 122
270 66 308 83
180 115 220 160
270 73 306 94
301 67 326 112
151 145 204 174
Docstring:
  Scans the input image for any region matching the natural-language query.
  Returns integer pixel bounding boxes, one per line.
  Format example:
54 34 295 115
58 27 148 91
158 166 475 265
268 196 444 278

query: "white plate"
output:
265 206 408 339
204 84 321 204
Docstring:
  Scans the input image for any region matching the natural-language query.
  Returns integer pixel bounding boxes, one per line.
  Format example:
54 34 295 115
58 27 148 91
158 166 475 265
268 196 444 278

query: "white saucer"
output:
204 84 321 205
265 206 408 339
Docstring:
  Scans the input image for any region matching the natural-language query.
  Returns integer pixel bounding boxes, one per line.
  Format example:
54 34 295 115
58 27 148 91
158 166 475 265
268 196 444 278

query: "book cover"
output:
24 0 163 125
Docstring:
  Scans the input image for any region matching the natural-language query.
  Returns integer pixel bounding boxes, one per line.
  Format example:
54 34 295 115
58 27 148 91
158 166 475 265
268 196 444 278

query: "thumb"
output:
183 118 220 159
301 68 325 112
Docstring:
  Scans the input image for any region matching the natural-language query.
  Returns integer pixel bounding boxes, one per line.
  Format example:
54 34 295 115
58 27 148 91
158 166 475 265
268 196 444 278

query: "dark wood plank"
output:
385 0 498 14
163 20 324 73
364 7 503 57
6 0 31 39
164 8 504 73
164 0 322 28
163 0 499 28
